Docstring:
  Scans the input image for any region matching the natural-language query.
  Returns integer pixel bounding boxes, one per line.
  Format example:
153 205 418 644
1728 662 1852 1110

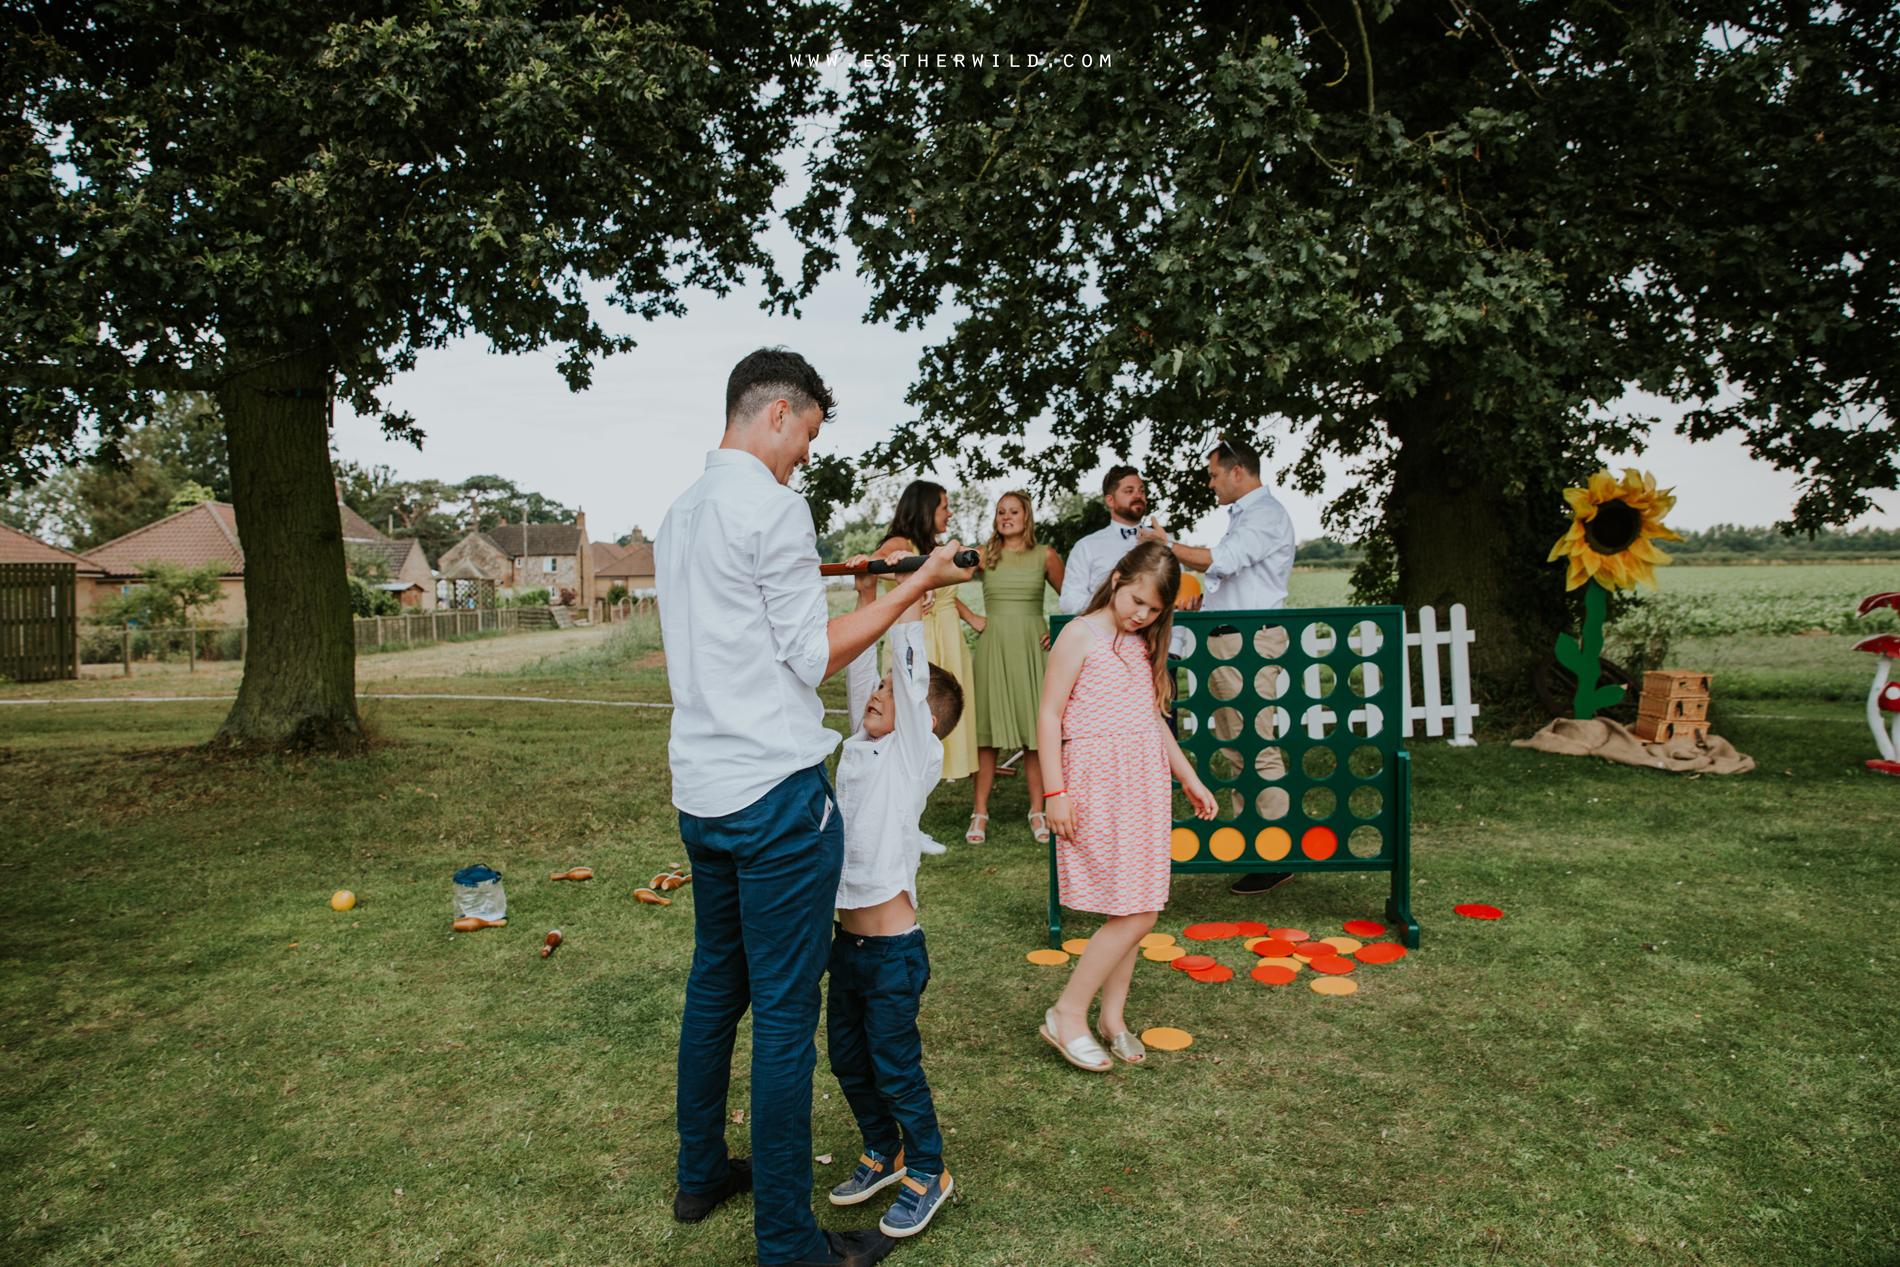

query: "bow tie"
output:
1120 526 1138 539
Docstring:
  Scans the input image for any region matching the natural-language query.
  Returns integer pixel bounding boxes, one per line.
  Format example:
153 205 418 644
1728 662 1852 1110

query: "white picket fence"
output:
1345 604 1479 745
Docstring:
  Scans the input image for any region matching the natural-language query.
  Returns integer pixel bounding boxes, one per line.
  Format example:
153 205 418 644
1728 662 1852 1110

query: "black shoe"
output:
672 1156 753 1223
1230 872 1295 896
777 1228 898 1267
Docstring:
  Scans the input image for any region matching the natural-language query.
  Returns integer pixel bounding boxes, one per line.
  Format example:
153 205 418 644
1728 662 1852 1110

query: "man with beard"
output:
1058 466 1155 613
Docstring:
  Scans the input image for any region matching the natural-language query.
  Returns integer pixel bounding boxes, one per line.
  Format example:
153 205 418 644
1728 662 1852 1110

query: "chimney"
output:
575 507 587 534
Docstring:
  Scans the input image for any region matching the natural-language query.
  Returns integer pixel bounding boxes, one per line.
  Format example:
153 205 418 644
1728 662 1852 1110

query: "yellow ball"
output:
330 890 356 911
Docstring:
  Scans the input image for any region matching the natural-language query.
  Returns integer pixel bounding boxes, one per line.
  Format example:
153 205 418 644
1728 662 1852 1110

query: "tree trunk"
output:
212 350 362 751
1383 392 1569 705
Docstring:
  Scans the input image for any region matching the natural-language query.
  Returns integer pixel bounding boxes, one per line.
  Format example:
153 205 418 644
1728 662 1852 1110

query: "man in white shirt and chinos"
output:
657 348 972 1267
1141 435 1298 897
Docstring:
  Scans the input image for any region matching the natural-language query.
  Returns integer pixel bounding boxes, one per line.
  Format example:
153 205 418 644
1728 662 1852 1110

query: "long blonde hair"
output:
982 489 1038 569
1080 539 1181 709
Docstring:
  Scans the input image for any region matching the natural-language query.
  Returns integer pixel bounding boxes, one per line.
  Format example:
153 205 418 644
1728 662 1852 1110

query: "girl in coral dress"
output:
1035 540 1216 1072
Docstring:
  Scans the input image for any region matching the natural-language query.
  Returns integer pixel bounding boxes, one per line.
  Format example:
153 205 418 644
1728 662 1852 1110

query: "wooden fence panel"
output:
0 562 77 682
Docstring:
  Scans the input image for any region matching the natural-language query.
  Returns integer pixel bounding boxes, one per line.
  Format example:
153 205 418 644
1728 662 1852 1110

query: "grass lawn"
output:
2 630 1897 1266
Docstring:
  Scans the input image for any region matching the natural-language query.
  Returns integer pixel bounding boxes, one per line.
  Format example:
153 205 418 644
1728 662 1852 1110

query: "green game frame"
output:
1047 607 1419 950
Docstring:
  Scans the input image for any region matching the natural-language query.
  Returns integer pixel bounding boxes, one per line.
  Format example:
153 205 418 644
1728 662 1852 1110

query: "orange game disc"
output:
1233 921 1270 937
1062 939 1092 955
1301 826 1338 860
1255 956 1303 972
1268 928 1309 942
1141 1027 1193 1050
1343 920 1386 937
1187 964 1234 983
1455 903 1503 919
1310 977 1359 995
1172 954 1217 972
1309 955 1356 974
1241 936 1267 951
1025 949 1070 965
1293 942 1333 959
1252 938 1298 957
1139 933 1176 949
1355 943 1408 964
1321 936 1364 954
1251 964 1297 985
1183 922 1239 940
1144 945 1187 962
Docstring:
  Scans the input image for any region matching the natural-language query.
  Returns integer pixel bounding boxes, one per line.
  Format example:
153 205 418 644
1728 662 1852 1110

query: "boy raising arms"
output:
825 559 965 1238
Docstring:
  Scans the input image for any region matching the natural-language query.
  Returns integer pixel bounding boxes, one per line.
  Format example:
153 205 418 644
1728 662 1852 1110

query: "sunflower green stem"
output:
1555 583 1628 719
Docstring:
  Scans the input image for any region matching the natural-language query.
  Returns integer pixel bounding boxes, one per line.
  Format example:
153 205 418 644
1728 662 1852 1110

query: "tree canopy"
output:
796 0 1897 689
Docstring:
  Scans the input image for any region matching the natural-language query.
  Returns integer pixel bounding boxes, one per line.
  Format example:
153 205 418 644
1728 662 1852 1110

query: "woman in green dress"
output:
955 491 1066 843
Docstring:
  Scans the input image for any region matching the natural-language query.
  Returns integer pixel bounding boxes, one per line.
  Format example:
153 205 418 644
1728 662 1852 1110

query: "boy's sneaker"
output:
879 1170 952 1238
827 1147 906 1205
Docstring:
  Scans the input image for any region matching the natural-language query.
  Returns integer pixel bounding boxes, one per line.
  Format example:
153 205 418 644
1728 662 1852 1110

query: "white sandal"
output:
965 813 989 843
1028 811 1050 844
1040 1009 1112 1073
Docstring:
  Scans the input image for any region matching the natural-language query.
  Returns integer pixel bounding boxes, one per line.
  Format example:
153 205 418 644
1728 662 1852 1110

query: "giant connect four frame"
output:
1047 607 1419 950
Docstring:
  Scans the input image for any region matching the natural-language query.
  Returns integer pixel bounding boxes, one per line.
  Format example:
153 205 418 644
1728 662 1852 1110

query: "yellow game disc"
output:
1139 933 1176 949
330 890 355 911
1209 826 1246 862
1025 949 1070 966
1143 945 1187 962
1321 936 1364 954
1310 977 1359 996
1241 936 1267 951
1061 939 1092 955
1170 827 1202 862
1140 1027 1194 1051
1256 956 1303 972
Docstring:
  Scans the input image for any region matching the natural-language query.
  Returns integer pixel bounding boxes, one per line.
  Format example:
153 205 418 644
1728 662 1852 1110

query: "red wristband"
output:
1044 789 1067 799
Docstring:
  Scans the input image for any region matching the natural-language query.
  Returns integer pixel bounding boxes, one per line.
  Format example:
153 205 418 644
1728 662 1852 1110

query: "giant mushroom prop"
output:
1854 592 1900 777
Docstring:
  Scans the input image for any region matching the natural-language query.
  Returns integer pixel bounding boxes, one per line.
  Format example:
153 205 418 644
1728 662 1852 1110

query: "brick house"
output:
595 540 656 594
436 511 595 607
340 498 435 608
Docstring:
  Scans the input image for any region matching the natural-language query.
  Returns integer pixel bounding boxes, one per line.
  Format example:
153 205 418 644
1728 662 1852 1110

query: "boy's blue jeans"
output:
676 764 841 1267
826 923 943 1177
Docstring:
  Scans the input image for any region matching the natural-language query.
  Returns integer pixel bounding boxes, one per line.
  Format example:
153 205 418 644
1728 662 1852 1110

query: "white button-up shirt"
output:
835 621 942 911
1201 485 1296 610
657 449 840 818
1057 520 1146 613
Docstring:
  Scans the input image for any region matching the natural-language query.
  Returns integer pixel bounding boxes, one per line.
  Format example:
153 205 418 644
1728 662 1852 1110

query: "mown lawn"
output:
1 641 1896 1266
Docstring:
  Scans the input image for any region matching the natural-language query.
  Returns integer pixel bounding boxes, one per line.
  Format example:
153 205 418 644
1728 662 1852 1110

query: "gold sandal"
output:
1098 1027 1146 1064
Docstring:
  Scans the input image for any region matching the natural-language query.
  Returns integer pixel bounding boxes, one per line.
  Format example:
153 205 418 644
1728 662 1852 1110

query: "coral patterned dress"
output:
1057 616 1173 916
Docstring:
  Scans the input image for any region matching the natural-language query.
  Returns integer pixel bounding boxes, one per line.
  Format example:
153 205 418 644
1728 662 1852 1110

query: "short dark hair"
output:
725 347 837 428
1101 465 1141 497
927 664 965 738
1210 434 1260 478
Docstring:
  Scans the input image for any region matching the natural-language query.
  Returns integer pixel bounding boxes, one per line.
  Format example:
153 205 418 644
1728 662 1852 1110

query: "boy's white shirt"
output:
835 620 942 912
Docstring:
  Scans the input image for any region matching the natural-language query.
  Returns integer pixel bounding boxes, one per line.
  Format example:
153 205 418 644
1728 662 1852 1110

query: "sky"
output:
331 232 1896 550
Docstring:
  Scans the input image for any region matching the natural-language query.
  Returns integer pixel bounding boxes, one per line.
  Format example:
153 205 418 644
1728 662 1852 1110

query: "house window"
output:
544 557 558 573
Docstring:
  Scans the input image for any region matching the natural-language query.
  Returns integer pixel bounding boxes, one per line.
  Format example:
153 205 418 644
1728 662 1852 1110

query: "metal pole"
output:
187 622 195 671
123 623 131 677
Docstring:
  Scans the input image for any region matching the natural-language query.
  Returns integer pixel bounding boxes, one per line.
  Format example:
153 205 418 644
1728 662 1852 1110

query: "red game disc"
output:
1454 904 1503 920
1355 943 1407 963
1293 942 1334 959
1343 920 1387 937
1233 921 1271 937
1183 922 1239 940
1268 928 1309 943
1252 938 1299 957
1309 955 1356 974
1187 964 1234 982
1250 964 1297 985
1172 954 1217 972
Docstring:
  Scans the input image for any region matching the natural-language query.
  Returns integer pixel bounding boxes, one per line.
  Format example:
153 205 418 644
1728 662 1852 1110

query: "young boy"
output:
824 564 965 1238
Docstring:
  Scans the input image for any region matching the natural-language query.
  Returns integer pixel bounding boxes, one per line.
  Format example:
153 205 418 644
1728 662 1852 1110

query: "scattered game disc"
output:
1355 943 1407 964
1241 936 1267 951
1187 964 1235 983
1172 954 1217 972
1455 904 1504 920
1343 920 1386 937
1320 936 1364 954
1139 933 1177 949
1251 964 1297 985
1141 1027 1194 1051
1268 928 1310 942
1062 939 1092 955
1255 956 1303 972
1025 949 1070 965
1252 938 1298 958
1293 942 1333 960
1143 945 1187 962
1233 921 1271 937
1310 977 1359 996
1183 922 1239 941
1309 955 1356 975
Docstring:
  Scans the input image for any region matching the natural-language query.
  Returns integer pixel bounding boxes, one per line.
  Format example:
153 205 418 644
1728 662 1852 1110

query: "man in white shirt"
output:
1141 435 1299 897
658 347 971 1267
1057 465 1152 613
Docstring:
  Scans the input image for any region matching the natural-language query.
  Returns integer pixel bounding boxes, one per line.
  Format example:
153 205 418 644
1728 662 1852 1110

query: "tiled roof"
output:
81 501 244 576
0 523 105 571
591 539 625 564
340 502 392 542
486 522 584 557
596 542 655 577
346 539 418 576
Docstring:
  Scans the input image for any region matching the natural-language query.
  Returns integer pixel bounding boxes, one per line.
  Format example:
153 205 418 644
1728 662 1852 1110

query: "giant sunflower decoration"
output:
1548 468 1682 718
1548 468 1683 591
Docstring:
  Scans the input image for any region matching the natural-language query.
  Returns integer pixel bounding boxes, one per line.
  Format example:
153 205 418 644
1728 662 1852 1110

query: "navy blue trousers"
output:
676 765 841 1266
826 924 943 1177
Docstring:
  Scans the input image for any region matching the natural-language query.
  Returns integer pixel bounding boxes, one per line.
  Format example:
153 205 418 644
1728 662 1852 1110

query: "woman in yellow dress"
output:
874 481 979 783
